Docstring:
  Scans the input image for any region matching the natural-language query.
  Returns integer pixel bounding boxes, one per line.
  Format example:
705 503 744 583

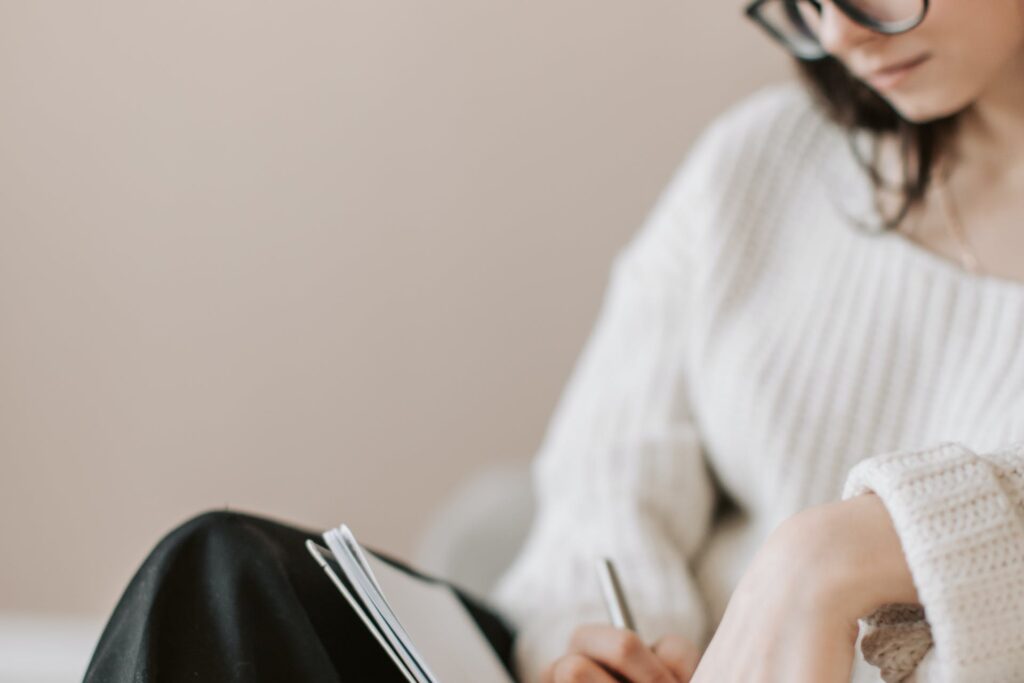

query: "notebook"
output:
306 524 516 683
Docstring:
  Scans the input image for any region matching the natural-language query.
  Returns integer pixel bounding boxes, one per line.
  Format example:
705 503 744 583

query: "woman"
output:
491 1 1024 681
86 1 1024 682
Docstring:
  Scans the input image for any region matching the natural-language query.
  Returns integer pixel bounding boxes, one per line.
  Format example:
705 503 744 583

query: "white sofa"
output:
413 461 535 601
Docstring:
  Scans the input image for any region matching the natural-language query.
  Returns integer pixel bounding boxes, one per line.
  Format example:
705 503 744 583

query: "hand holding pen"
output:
538 556 702 683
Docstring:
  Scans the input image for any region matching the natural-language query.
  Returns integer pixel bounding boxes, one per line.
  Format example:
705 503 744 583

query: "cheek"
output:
881 0 1024 120
952 5 1024 88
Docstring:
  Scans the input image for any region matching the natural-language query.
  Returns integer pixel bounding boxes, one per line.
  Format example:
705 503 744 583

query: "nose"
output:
816 0 879 57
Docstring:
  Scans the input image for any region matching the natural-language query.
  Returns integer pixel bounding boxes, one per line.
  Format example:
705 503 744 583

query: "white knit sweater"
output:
488 80 1024 683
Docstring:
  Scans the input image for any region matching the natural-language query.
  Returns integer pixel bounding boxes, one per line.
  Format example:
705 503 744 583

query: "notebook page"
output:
323 529 435 683
305 541 418 683
339 525 384 595
362 553 516 683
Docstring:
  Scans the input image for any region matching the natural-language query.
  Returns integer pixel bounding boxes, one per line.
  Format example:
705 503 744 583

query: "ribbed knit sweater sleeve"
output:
486 106 742 683
842 440 1024 682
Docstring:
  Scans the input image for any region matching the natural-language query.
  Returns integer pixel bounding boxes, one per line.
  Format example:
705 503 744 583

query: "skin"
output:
541 2 1024 682
539 626 702 683
689 494 918 683
539 495 912 683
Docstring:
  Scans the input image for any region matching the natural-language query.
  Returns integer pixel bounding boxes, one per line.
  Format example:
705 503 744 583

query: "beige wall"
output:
0 1 789 618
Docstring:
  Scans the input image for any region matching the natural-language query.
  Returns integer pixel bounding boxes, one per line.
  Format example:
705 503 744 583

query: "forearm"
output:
781 493 920 624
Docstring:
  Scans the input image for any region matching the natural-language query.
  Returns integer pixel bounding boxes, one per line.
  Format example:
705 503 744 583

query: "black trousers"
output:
84 509 519 682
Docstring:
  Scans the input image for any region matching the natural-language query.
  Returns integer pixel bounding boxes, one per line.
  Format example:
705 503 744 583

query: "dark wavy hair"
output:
793 56 963 232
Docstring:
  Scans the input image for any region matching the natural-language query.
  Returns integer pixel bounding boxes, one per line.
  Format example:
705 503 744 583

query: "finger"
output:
548 654 622 683
568 624 679 683
651 635 702 682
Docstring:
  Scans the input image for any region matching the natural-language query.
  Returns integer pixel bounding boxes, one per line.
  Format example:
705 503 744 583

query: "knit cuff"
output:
841 441 1024 682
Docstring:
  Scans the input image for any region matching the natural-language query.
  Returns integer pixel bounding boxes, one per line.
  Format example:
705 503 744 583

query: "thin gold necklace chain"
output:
932 157 985 275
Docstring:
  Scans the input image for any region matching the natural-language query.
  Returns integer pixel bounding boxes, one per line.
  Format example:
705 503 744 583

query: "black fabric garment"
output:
84 509 519 682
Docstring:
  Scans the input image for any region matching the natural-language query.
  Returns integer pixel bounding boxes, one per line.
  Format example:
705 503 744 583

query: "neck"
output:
954 49 1024 182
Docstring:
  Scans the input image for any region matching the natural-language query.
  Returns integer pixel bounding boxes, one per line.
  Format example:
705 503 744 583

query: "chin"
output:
880 88 974 124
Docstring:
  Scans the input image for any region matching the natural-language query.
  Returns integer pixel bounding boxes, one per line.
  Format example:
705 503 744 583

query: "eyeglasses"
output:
745 0 929 60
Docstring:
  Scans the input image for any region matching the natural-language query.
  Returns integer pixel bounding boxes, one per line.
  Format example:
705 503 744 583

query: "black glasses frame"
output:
745 0 930 60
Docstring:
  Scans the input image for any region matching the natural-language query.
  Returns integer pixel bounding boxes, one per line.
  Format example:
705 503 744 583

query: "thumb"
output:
651 634 702 683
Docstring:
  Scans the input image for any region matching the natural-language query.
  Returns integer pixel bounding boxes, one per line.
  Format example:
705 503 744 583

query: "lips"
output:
867 53 931 78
